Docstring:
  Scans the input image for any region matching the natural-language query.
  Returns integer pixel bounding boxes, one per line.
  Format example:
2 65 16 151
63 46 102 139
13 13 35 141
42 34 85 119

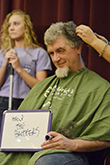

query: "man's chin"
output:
55 67 70 78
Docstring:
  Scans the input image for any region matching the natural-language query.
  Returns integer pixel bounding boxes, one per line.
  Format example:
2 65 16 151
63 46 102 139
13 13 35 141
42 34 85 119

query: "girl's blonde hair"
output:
0 9 40 51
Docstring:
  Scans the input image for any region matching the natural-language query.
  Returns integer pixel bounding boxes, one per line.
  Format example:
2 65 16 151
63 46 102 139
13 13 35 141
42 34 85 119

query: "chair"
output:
85 148 110 165
106 156 110 165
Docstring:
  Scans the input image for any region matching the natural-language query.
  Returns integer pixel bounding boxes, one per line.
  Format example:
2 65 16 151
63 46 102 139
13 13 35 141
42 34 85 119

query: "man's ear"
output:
76 42 82 54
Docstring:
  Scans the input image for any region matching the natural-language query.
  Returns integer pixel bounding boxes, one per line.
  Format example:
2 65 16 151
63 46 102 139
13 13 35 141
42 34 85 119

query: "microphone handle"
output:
10 64 14 75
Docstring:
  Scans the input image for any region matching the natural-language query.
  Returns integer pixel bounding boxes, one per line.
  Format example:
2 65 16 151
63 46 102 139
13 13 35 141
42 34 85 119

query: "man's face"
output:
47 37 82 73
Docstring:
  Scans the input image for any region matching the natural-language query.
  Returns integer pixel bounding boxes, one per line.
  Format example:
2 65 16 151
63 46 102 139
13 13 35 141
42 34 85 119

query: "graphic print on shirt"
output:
43 84 74 108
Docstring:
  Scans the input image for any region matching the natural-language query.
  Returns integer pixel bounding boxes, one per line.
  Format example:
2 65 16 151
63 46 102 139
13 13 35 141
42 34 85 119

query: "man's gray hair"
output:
44 21 82 48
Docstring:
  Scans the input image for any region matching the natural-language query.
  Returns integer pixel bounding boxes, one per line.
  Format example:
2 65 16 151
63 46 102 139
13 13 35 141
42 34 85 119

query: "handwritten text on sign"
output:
0 110 52 151
12 114 40 138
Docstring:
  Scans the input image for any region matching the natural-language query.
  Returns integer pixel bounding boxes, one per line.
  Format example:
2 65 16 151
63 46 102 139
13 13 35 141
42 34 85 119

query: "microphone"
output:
8 64 14 110
9 64 14 75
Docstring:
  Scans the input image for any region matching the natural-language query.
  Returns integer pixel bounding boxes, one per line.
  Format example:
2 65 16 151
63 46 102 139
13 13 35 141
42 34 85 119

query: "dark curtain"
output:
0 0 110 82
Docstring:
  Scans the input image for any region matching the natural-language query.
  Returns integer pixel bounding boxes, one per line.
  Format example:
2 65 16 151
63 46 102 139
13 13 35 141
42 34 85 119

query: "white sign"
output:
0 109 52 151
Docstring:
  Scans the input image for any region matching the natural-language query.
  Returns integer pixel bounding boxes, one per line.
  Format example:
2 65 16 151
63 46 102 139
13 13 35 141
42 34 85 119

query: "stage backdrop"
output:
0 0 110 82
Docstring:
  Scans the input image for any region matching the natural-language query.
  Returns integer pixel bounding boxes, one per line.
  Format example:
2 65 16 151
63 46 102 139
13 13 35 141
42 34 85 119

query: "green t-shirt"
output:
0 67 110 165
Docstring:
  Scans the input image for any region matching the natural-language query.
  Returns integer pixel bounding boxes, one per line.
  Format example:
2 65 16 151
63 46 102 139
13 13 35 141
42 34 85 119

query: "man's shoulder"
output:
33 74 56 88
86 69 110 85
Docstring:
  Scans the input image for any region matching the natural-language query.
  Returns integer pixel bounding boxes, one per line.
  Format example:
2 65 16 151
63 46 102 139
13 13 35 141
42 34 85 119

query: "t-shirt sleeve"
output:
36 48 52 72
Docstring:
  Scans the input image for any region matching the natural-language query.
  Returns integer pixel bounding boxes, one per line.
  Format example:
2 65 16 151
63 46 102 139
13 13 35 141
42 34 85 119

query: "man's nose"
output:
52 53 60 62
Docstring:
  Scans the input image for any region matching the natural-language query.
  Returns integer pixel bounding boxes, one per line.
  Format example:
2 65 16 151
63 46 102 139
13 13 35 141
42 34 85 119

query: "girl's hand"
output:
5 49 20 70
76 25 97 46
